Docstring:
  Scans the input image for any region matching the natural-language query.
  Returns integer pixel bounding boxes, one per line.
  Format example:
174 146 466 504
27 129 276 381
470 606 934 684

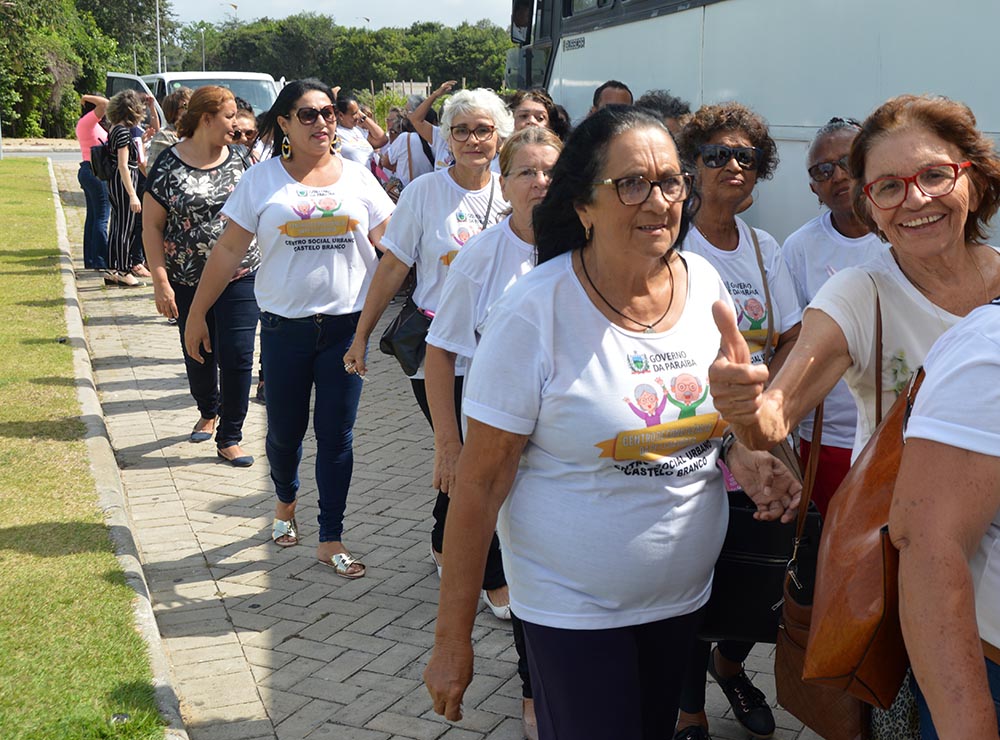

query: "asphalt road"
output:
1 150 79 162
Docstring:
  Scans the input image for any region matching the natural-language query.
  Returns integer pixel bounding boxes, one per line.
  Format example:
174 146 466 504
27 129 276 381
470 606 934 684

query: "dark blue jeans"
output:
913 657 1000 738
77 161 109 270
173 273 258 448
260 310 364 543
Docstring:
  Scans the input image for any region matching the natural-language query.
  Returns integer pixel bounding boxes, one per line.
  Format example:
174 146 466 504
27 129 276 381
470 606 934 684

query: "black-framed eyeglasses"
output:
593 173 693 206
808 156 850 183
292 105 337 125
450 125 496 142
863 161 972 210
698 144 762 170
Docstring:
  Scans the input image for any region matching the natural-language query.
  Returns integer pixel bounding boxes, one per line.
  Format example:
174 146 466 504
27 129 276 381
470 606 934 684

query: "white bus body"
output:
508 0 1000 241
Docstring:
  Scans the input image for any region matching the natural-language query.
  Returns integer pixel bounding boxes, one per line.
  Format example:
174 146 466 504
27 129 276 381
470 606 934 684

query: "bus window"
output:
567 0 611 15
511 0 533 45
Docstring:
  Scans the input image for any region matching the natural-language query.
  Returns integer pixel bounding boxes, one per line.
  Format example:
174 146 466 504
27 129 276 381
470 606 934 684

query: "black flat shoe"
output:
190 419 215 443
707 648 775 739
674 727 711 740
217 448 254 467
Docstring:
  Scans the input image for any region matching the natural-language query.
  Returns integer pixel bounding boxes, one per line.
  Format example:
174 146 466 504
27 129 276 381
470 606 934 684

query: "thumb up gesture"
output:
709 301 770 435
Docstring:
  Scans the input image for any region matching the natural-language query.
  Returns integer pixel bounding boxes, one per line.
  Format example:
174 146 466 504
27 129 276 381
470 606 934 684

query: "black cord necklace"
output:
580 250 674 334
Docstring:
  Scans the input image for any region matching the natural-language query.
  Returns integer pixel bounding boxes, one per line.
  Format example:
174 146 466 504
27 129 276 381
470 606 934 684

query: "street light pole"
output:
201 28 206 71
155 0 162 73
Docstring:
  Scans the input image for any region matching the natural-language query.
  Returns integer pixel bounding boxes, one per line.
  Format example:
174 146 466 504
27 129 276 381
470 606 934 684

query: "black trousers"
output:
678 638 754 712
409 376 506 591
523 611 702 740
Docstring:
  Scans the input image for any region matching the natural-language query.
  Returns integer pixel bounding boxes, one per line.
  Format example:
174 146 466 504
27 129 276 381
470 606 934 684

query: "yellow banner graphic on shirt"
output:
742 328 774 355
279 215 359 238
595 413 728 462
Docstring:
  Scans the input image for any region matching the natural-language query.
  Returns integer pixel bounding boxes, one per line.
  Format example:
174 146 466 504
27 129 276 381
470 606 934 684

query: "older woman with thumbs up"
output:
708 93 1000 740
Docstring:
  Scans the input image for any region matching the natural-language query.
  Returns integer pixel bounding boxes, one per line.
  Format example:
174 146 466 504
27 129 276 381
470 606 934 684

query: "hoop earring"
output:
330 134 340 155
585 225 593 241
281 139 292 160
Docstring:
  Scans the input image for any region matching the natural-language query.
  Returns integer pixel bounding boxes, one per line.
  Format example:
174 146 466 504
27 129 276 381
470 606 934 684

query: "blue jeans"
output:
173 273 258 448
260 311 364 542
913 657 1000 738
77 161 109 270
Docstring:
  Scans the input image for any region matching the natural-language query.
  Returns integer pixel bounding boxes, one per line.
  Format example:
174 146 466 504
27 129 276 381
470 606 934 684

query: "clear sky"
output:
168 0 512 29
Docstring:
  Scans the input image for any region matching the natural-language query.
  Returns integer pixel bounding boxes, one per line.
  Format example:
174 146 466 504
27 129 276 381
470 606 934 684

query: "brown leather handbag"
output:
801 279 926 711
774 403 871 740
802 367 924 708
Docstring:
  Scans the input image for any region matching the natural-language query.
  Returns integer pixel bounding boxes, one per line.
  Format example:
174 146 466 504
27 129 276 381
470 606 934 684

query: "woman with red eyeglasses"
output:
672 102 802 740
183 79 395 579
710 95 1000 740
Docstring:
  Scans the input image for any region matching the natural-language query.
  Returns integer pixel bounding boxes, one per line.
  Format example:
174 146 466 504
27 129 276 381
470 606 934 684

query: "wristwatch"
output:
720 430 737 464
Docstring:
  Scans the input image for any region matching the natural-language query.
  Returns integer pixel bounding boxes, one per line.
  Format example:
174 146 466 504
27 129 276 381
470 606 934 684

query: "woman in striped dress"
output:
105 90 146 287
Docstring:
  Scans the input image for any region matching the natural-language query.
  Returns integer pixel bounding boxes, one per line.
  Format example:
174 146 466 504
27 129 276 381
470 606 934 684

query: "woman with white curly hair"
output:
344 88 514 617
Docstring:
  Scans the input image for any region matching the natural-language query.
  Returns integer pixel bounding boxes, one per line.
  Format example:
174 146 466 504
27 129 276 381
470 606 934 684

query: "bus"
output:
506 0 1000 240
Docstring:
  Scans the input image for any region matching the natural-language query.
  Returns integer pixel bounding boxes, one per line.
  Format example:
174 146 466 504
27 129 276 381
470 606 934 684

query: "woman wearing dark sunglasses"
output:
673 101 802 740
711 94 1000 740
183 78 395 579
780 117 884 517
343 88 514 617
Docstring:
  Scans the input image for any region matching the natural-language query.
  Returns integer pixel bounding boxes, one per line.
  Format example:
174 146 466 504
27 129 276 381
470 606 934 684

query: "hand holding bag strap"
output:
748 226 776 366
786 402 824 590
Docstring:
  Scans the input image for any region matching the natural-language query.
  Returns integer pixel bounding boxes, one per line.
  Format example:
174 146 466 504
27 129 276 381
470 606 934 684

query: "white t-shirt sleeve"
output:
905 307 1000 456
220 164 261 233
758 228 803 332
381 191 422 268
463 308 549 436
427 265 482 358
808 266 877 373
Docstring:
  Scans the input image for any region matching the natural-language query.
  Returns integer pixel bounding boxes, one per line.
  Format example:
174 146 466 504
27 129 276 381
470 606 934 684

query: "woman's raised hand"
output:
709 301 769 430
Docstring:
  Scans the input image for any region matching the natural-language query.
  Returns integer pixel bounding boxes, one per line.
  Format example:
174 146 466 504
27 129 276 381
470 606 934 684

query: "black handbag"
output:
699 491 822 644
90 140 115 181
378 295 431 377
698 406 824 645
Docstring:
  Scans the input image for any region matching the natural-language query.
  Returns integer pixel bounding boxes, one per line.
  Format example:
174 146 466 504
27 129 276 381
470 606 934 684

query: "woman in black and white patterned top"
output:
143 85 260 467
106 90 148 287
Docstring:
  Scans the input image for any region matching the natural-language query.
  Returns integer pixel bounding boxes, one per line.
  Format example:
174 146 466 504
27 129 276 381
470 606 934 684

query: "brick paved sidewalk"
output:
53 161 820 740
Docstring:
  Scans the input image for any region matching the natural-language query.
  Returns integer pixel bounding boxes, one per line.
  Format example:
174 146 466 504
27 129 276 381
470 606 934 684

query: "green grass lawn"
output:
0 159 164 739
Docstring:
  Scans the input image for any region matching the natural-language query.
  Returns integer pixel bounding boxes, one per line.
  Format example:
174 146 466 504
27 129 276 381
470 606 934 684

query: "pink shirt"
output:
76 111 106 161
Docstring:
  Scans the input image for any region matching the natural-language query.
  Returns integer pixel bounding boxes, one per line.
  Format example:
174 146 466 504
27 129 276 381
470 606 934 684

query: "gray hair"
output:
440 89 515 142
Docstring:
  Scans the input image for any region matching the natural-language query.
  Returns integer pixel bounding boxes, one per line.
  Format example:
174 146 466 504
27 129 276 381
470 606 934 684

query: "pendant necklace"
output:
580 250 674 333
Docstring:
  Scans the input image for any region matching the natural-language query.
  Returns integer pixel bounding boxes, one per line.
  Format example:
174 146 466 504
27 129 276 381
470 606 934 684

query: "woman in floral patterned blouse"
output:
143 85 261 467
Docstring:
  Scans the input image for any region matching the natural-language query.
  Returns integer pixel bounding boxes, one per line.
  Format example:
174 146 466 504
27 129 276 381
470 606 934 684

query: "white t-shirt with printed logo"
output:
337 124 374 166
427 217 535 360
903 299 1000 651
382 168 508 378
683 218 802 365
222 157 394 318
385 132 433 187
464 251 735 630
782 212 886 448
809 246 1000 458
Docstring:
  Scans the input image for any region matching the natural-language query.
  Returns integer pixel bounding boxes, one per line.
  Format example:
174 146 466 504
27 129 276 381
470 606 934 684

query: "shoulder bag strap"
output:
870 275 883 424
406 134 414 184
748 226 776 366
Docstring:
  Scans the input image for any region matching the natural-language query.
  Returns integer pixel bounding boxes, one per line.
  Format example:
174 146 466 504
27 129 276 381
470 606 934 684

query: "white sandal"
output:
271 517 298 547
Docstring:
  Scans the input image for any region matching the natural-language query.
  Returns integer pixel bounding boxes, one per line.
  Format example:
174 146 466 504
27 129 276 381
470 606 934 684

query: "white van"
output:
107 71 280 119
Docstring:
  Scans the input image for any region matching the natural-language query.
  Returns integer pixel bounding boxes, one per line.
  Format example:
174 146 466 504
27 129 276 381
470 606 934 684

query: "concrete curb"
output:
46 159 190 740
